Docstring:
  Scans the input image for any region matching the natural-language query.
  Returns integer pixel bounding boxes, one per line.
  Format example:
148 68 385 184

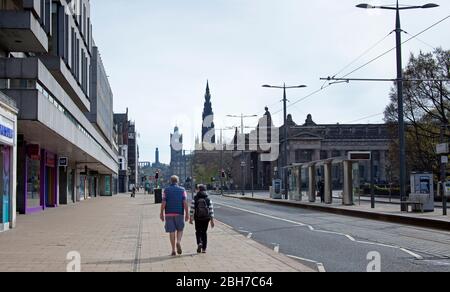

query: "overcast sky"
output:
91 0 450 164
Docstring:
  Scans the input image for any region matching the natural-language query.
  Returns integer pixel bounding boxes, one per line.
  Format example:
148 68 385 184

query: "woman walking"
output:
190 185 215 253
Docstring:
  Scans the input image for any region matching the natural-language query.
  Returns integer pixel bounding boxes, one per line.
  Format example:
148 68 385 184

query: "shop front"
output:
17 145 58 214
0 94 17 232
99 175 113 196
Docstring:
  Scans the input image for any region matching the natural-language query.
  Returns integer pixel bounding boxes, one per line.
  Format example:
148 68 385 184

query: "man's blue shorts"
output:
165 215 185 233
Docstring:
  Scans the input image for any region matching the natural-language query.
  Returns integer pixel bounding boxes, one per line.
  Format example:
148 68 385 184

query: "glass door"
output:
2 146 11 224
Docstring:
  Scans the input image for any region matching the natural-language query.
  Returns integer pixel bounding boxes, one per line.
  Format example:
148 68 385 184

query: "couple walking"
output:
160 176 215 256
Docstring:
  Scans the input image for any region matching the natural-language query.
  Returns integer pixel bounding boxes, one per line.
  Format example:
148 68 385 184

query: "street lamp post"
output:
226 114 258 196
439 81 448 216
263 84 307 200
183 150 187 186
251 160 255 198
356 1 439 211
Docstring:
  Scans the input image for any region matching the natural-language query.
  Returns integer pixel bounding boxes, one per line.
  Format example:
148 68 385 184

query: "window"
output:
332 150 341 158
368 128 379 137
295 150 313 163
359 165 365 180
9 79 36 89
71 28 75 72
76 38 80 80
64 14 69 62
83 5 87 37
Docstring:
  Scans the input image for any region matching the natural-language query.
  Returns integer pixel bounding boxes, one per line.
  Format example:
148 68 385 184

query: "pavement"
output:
212 195 450 272
222 192 450 231
0 192 312 272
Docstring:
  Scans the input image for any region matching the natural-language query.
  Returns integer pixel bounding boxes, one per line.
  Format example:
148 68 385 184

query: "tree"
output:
192 151 234 187
384 48 450 177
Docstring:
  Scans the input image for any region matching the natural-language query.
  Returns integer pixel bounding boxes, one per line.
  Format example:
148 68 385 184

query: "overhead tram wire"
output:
346 112 385 124
338 14 450 79
332 32 393 79
404 31 437 50
269 34 393 117
271 86 332 116
269 14 450 118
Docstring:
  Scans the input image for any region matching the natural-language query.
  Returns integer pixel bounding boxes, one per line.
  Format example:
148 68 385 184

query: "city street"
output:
0 0 449 276
0 193 311 272
212 195 450 272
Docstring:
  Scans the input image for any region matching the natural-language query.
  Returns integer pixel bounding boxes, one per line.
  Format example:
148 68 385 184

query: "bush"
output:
360 183 400 196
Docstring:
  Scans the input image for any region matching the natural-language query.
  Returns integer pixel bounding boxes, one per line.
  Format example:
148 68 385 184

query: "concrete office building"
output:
0 0 118 215
87 45 118 196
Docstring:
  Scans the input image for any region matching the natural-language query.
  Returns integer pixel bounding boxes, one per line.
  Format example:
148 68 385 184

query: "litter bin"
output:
154 189 163 204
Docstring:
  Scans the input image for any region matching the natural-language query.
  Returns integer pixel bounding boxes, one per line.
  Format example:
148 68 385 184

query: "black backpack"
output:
195 198 211 221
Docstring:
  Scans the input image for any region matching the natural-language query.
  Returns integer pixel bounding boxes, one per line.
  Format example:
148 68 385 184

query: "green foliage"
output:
384 48 450 177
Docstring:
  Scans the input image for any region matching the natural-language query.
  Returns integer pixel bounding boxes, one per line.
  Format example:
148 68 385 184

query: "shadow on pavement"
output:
85 253 201 266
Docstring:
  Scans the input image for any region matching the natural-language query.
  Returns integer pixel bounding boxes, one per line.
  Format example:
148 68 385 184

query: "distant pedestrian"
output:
190 185 215 254
160 176 189 256
318 180 325 203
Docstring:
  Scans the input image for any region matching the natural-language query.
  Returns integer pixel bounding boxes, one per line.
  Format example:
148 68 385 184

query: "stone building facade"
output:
231 109 392 190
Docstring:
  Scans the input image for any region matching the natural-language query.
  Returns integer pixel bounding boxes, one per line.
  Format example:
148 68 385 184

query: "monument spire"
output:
202 80 216 144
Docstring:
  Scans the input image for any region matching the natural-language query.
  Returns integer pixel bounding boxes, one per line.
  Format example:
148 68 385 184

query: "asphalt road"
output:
211 195 450 272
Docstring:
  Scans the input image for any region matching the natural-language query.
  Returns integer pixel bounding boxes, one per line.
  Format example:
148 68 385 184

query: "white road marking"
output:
356 240 398 249
216 201 427 261
287 255 317 263
346 235 356 242
421 260 450 266
215 202 306 226
400 248 424 260
287 255 327 272
317 263 327 273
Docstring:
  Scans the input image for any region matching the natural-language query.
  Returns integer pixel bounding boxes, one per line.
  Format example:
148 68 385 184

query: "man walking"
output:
160 176 189 256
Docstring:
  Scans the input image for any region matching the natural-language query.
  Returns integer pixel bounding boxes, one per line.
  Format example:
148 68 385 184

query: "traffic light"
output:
155 171 159 180
221 170 226 178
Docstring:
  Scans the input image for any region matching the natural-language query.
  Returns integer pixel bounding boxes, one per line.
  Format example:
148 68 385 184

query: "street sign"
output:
436 143 449 155
348 151 371 161
241 161 246 167
58 157 68 167
442 156 449 164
